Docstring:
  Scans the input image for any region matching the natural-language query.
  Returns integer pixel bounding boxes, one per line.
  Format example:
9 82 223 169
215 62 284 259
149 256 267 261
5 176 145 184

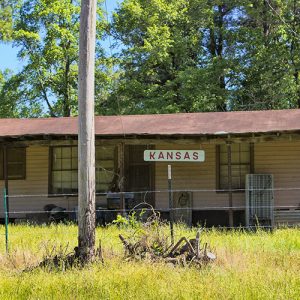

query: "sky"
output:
0 0 120 72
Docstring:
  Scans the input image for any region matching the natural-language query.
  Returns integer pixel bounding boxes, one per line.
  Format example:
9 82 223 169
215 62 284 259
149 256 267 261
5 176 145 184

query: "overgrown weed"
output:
0 223 299 299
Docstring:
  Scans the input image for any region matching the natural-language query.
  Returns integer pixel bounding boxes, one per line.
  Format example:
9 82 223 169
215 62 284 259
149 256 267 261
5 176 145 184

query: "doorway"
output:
125 145 155 207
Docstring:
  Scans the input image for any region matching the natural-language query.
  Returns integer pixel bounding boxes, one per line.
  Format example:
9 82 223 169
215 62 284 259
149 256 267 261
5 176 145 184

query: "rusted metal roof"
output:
0 109 300 138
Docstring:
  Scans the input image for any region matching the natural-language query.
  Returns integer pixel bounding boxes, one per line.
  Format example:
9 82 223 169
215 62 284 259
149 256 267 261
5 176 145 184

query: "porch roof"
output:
1 109 300 138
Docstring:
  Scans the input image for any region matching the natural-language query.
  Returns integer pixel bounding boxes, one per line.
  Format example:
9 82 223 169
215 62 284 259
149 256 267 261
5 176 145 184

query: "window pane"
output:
96 146 115 160
8 148 24 161
71 171 78 190
72 157 78 169
6 148 26 179
95 146 116 192
51 147 75 194
220 152 227 164
72 147 78 158
232 177 241 189
52 171 62 193
53 157 62 170
62 147 71 158
240 151 250 164
8 163 25 179
62 158 72 170
96 170 114 183
50 146 116 194
53 147 62 159
219 144 251 190
231 151 240 164
240 144 250 152
220 165 228 177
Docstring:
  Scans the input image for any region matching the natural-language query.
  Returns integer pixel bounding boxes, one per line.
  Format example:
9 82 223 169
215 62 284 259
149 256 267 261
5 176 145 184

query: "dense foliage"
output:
0 0 107 117
107 0 300 114
0 0 300 116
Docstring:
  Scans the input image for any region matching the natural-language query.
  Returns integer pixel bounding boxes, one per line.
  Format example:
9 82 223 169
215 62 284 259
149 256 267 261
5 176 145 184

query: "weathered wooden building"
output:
0 109 300 226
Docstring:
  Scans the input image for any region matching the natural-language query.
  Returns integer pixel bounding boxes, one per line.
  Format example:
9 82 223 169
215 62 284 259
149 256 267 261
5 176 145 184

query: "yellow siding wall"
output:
154 140 300 211
0 146 49 218
1 140 300 218
154 144 244 210
255 141 300 210
0 145 106 218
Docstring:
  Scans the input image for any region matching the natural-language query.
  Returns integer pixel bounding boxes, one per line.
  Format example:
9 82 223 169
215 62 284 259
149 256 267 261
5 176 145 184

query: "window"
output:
49 146 116 194
95 146 116 192
0 147 26 180
217 144 253 191
50 147 78 194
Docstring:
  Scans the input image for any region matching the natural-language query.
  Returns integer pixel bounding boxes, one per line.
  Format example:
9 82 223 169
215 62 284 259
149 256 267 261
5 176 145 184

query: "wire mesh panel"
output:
246 174 274 228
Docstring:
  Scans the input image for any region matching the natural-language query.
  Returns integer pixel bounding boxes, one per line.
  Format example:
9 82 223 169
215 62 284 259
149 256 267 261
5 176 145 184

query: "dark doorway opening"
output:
125 145 155 207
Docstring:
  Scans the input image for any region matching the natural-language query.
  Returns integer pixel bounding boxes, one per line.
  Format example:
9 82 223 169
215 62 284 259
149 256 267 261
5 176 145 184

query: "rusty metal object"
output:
119 230 216 267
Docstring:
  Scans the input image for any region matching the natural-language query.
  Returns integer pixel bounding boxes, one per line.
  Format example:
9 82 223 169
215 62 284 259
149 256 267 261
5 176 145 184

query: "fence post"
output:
168 165 174 245
3 188 8 253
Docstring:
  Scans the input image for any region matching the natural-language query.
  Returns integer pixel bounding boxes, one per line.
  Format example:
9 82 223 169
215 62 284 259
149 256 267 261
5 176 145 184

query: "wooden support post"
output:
168 165 174 245
118 143 125 215
227 142 234 228
3 146 9 221
78 0 97 262
3 188 8 253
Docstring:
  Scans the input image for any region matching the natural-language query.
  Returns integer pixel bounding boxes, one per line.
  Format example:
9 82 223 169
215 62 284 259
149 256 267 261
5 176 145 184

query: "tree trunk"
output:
78 0 97 263
210 5 227 112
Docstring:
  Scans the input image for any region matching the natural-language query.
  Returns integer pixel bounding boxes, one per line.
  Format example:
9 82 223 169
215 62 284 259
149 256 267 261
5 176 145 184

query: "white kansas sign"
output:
144 150 205 162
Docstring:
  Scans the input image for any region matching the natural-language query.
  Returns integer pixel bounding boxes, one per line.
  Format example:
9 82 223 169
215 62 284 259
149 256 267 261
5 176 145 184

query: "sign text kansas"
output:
144 150 205 162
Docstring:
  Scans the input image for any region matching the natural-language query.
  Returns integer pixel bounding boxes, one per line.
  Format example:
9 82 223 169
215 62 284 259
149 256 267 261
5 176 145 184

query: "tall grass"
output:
0 224 299 300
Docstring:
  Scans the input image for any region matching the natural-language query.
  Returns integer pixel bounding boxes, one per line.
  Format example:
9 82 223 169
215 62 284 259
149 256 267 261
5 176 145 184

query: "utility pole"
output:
78 0 97 262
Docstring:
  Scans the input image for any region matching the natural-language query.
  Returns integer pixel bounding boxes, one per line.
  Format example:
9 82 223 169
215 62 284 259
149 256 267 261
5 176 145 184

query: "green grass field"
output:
0 224 299 300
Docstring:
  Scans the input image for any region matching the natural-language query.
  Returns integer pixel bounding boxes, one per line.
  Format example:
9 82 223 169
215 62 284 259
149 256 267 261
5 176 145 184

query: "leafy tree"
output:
107 0 225 114
0 0 17 40
106 0 254 114
2 0 300 116
107 0 300 114
231 0 300 110
2 0 107 117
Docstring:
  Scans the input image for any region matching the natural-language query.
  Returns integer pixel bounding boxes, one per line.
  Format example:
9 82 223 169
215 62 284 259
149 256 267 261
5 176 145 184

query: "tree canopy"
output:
1 0 300 117
105 0 300 114
0 0 107 117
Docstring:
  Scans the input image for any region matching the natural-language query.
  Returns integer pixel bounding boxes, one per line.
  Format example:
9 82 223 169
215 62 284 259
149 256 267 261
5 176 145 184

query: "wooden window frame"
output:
0 146 26 180
216 143 254 193
48 146 78 196
124 144 155 207
48 145 117 196
95 145 118 193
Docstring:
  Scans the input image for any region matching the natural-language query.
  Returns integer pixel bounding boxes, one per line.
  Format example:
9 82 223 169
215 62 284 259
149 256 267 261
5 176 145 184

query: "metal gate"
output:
245 174 274 228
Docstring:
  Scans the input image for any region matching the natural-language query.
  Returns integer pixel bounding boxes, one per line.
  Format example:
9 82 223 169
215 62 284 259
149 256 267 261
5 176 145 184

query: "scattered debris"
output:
119 230 216 267
23 241 104 272
118 202 216 267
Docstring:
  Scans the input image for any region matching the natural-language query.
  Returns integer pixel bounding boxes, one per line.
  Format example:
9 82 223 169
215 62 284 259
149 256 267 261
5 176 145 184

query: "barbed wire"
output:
0 204 299 215
4 186 300 199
